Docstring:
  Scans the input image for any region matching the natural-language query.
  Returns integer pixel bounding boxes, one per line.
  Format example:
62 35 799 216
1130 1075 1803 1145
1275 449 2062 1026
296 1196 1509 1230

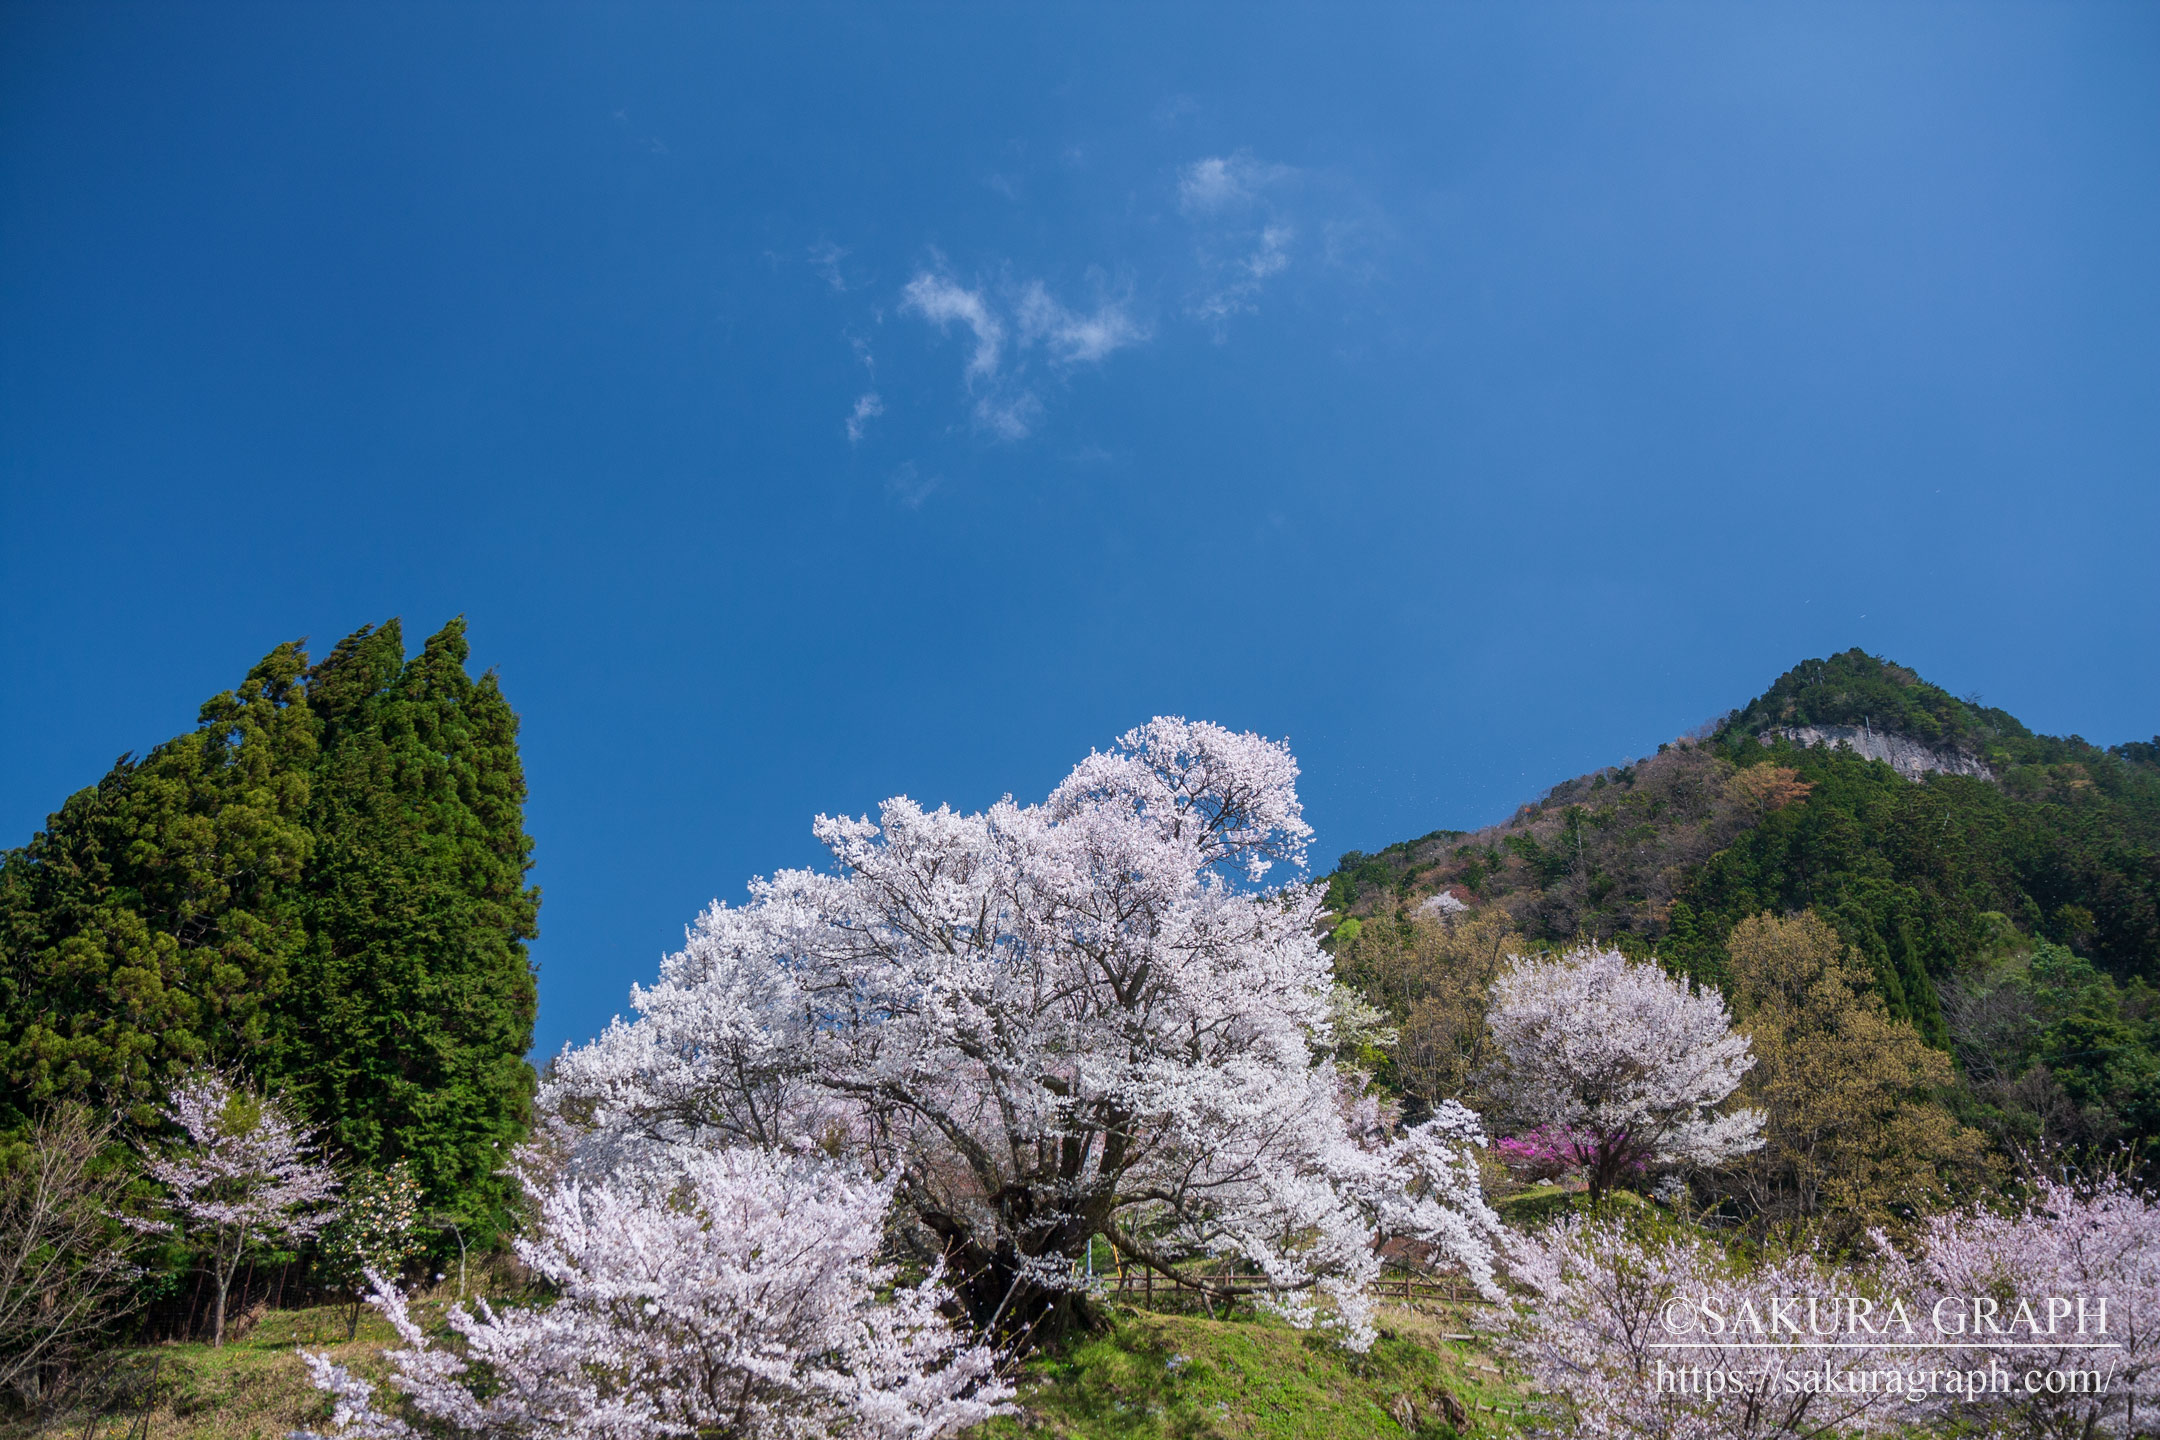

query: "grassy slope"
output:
17 1194 1593 1438
10 1298 1540 1440
5 1304 424 1440
980 1305 1532 1440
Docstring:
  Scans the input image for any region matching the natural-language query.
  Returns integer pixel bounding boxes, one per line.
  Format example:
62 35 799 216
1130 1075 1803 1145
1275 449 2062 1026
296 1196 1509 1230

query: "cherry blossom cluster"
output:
545 717 1504 1346
1878 1174 2158 1439
1514 1177 2160 1439
1486 947 1763 1197
137 1070 341 1241
299 1145 1010 1440
1509 1217 1909 1439
132 1069 339 1347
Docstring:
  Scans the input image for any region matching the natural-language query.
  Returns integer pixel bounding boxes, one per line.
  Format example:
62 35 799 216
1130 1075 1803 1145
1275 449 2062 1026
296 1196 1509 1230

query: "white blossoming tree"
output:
1878 1174 2159 1440
1486 947 1763 1199
546 718 1503 1347
134 1070 339 1347
301 1145 1010 1440
319 1161 426 1339
1510 1216 1906 1440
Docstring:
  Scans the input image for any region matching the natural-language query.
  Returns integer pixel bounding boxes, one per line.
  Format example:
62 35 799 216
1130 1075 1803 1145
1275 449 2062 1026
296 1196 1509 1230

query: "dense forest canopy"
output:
1326 649 2160 1162
0 619 540 1237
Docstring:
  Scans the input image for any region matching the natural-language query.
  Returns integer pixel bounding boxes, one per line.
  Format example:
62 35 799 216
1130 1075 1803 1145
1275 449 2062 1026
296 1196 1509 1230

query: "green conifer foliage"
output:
0 620 539 1238
0 646 316 1127
277 618 540 1236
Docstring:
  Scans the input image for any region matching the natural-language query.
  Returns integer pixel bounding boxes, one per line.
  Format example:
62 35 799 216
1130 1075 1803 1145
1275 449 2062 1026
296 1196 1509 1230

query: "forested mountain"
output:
0 619 539 1234
1327 649 2160 1161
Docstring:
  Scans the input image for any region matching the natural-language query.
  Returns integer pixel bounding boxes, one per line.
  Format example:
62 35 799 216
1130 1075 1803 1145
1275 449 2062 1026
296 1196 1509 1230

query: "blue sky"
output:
4 4 2157 1058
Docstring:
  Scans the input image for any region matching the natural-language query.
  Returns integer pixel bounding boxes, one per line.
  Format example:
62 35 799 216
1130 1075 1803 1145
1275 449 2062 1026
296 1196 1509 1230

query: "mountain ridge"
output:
1325 648 2160 1017
1325 647 2160 1160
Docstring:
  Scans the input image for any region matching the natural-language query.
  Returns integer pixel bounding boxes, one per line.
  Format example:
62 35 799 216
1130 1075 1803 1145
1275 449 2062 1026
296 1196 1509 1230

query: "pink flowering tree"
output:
1494 1124 1607 1185
1877 1174 2159 1439
547 718 1504 1347
1486 947 1763 1200
1509 1216 1906 1439
134 1070 339 1346
300 1145 1011 1440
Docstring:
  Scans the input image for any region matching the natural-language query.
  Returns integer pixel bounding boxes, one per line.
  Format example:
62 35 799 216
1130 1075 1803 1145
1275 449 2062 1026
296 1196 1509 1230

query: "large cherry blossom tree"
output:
1878 1174 2159 1440
1486 947 1764 1199
546 718 1503 1346
134 1070 339 1346
302 1145 1008 1440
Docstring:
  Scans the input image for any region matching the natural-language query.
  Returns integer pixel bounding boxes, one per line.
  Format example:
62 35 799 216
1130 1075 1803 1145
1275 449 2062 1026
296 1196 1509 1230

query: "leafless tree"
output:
0 1106 141 1406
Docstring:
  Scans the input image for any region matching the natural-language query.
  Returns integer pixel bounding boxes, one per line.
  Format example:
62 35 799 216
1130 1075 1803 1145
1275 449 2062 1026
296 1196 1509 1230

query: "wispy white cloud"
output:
1191 224 1297 323
1015 281 1149 365
900 274 1005 385
897 269 1148 440
836 144 1361 454
1177 153 1293 216
845 391 883 443
808 240 850 292
1248 225 1293 280
887 461 941 508
1178 156 1244 213
971 392 1043 442
1180 154 1301 327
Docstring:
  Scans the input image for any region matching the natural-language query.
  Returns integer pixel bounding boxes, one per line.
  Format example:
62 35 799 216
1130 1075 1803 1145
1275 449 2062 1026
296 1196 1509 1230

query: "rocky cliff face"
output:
1764 724 1995 782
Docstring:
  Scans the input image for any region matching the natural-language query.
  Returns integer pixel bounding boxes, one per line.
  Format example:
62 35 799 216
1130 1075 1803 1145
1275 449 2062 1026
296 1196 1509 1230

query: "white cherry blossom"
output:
1487 946 1763 1198
133 1070 339 1348
1510 1217 1908 1439
299 1146 1009 1440
547 718 1502 1347
1878 1174 2159 1439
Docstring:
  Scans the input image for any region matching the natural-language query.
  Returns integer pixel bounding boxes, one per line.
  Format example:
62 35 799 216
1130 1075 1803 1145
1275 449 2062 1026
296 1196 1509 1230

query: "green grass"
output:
4 1303 425 1440
976 1304 1534 1440
1492 1183 1659 1229
1492 1184 1578 1226
11 1300 1539 1440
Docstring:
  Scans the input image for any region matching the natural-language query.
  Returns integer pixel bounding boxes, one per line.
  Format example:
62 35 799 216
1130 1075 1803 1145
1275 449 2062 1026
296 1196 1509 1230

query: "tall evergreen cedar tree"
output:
0 620 539 1238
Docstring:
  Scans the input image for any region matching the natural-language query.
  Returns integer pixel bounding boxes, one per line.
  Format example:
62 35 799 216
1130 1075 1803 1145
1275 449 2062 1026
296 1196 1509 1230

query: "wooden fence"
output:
1098 1255 1498 1317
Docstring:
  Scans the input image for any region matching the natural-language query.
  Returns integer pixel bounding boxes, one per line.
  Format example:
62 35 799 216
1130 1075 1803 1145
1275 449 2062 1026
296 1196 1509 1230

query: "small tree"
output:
1336 906 1519 1117
1487 946 1763 1199
0 1106 141 1404
134 1070 339 1347
1492 1124 1602 1185
300 1145 1011 1440
1724 911 1985 1236
319 1162 424 1339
